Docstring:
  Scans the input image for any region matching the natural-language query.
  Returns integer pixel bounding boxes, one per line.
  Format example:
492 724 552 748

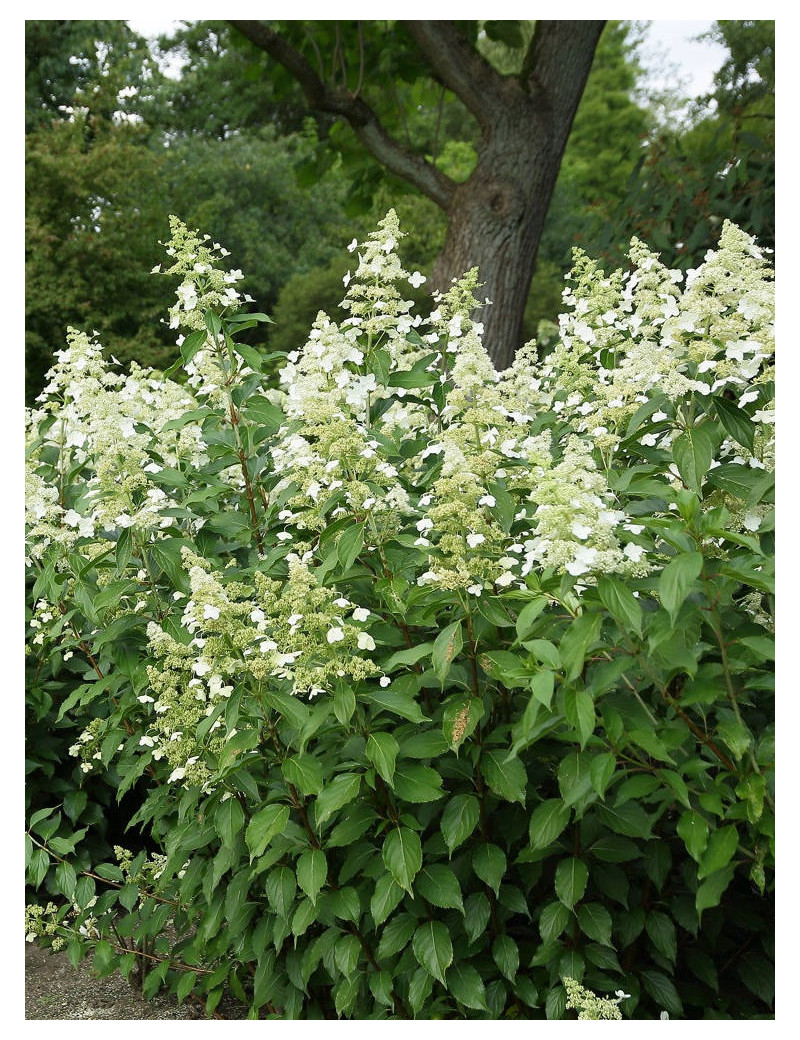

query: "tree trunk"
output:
430 108 557 371
423 23 605 370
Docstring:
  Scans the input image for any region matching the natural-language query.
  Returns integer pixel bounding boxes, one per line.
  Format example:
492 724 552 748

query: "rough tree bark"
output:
230 19 605 369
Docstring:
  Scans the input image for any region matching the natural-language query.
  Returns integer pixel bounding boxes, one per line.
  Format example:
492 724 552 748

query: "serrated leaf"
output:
539 900 572 943
597 575 643 637
698 825 739 879
443 695 483 751
296 848 327 905
554 857 588 909
432 619 463 683
482 750 527 805
677 809 709 862
412 920 453 985
472 843 507 896
282 753 324 798
365 732 399 786
416 863 464 912
646 909 677 963
515 597 548 641
713 395 755 451
529 799 571 849
695 865 735 918
245 804 290 861
440 794 480 854
314 773 361 827
447 961 488 1009
563 686 596 748
370 873 405 926
658 551 703 621
382 827 422 894
392 763 444 803
377 912 417 960
595 801 653 839
492 935 519 982
214 797 245 848
577 902 613 946
641 970 683 1017
589 753 616 798
463 891 491 944
673 425 715 490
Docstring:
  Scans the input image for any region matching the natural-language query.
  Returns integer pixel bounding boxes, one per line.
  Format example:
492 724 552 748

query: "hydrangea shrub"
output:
25 211 774 1019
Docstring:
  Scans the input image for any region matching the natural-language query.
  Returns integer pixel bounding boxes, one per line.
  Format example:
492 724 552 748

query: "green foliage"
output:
26 211 773 1019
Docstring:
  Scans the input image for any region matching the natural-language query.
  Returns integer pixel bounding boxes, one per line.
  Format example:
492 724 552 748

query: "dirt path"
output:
25 941 247 1020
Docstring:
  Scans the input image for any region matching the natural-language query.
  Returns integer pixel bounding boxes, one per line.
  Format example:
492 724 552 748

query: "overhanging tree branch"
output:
229 20 456 210
403 21 507 132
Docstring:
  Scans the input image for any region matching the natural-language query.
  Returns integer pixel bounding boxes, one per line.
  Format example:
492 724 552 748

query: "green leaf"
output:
554 857 588 909
676 809 709 862
337 522 365 572
214 797 245 848
530 669 556 708
673 424 715 490
698 825 739 879
440 794 480 855
55 861 77 900
472 843 507 896
712 395 755 451
377 912 417 960
282 753 324 798
392 763 444 803
481 750 527 805
463 892 491 944
314 773 361 827
412 920 453 985
597 576 643 637
382 827 422 894
415 864 464 913
563 686 596 748
245 804 290 861
296 848 327 905
291 897 318 940
176 970 197 1005
515 597 548 641
529 799 571 850
595 801 652 840
640 970 683 1017
658 551 703 621
492 935 519 982
365 732 399 786
646 910 677 963
265 865 296 919
370 873 405 926
442 695 483 752
539 900 571 943
364 687 430 723
577 903 613 946
447 962 488 1010
589 753 616 798
407 967 434 1015
333 685 356 726
432 619 463 683
559 612 602 681
695 865 736 918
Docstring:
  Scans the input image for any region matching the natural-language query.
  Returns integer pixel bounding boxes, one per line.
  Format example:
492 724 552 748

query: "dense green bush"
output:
25 211 774 1018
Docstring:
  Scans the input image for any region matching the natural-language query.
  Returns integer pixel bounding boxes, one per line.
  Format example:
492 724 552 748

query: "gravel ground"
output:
24 941 247 1020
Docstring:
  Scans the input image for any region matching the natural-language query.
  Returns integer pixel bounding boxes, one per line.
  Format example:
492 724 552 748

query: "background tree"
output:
229 19 605 369
601 20 774 269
